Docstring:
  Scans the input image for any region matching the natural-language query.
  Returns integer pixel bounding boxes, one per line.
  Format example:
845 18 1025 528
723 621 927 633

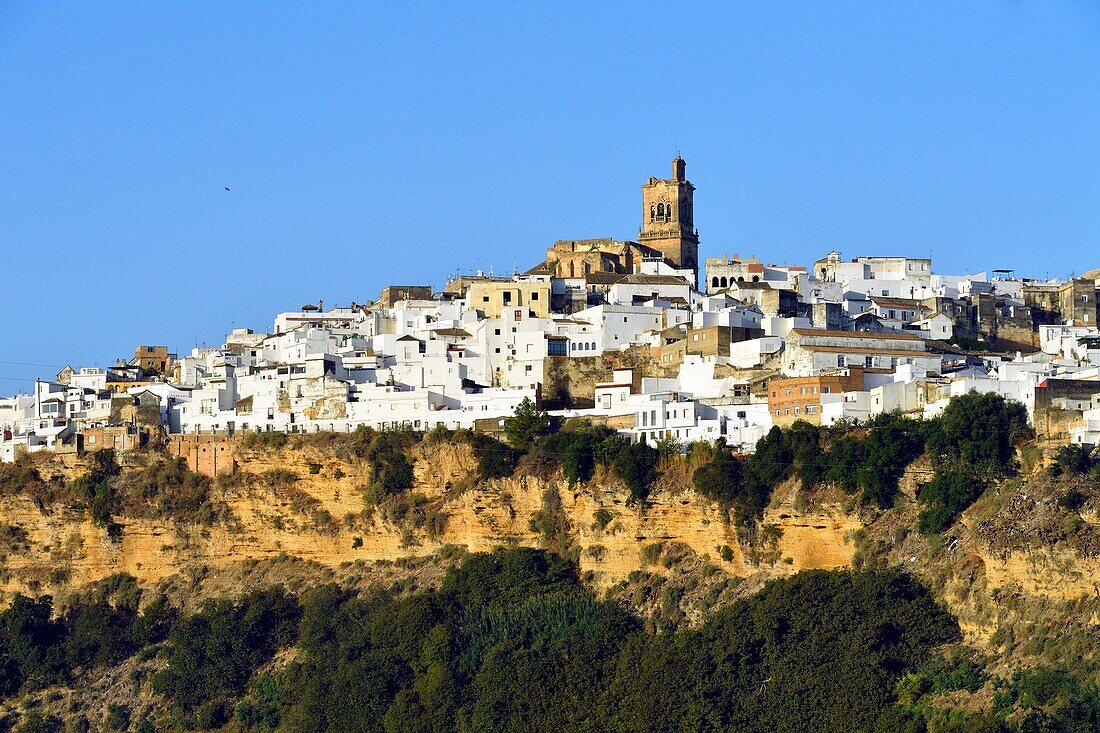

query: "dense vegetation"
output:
0 393 1089 730
0 550 961 731
493 408 664 504
0 450 222 537
0 575 174 721
1 548 1091 732
692 393 1033 535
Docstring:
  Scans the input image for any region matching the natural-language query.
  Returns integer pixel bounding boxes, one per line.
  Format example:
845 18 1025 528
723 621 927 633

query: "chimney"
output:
318 299 324 313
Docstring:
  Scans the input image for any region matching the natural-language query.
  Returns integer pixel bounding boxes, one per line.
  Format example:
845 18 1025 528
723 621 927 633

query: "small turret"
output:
672 155 686 182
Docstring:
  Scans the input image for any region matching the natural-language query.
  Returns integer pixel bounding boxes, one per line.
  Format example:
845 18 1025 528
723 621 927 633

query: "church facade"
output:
528 156 701 284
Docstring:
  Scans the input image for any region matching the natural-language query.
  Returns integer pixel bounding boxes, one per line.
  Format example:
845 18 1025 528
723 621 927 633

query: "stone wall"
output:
541 347 678 408
167 434 239 476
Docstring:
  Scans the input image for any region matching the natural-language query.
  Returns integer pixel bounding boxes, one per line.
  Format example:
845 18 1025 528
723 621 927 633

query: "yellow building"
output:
131 345 172 374
466 279 552 318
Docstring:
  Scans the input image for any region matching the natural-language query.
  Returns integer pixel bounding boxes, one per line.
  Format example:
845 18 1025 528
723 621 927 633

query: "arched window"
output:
737 276 745 283
752 275 760 282
711 276 720 288
656 203 665 218
650 204 656 221
719 276 727 288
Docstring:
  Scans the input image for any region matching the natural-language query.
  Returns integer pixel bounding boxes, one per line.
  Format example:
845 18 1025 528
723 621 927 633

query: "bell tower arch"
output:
639 155 699 280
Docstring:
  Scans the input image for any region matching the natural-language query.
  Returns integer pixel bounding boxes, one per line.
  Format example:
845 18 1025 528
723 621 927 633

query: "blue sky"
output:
2 2 1099 388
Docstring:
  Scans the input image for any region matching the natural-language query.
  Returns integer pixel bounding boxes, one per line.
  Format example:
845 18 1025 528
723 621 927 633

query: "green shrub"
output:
503 397 552 449
1057 489 1087 512
239 432 289 451
616 441 660 505
105 704 130 731
466 434 518 481
916 470 986 535
152 587 300 726
1049 445 1096 478
925 393 1030 475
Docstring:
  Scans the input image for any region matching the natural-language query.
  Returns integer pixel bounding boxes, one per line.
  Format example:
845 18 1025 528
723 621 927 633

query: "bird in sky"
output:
224 186 230 192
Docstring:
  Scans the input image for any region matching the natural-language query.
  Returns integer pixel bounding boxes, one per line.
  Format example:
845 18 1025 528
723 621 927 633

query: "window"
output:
865 356 873 368
494 328 500 335
837 355 846 367
822 386 831 394
531 292 538 301
503 292 512 305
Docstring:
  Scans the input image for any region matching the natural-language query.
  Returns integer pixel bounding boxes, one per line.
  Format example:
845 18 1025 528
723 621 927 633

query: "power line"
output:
0 360 67 369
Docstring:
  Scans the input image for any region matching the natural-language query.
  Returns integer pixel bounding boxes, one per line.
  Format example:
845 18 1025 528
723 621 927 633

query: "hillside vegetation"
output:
0 393 1096 730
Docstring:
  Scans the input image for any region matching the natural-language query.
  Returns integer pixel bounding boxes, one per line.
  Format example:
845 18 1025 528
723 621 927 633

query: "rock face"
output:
2 436 1097 671
0 439 858 601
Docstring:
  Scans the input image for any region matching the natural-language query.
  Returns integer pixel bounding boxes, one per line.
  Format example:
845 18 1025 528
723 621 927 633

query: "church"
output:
526 156 701 285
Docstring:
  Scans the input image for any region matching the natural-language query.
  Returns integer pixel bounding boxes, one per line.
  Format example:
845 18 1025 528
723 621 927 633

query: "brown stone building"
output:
658 324 765 367
767 366 866 427
83 425 148 453
639 155 699 277
540 238 660 278
378 285 433 307
130 345 173 374
466 279 552 318
1023 279 1098 328
526 156 701 283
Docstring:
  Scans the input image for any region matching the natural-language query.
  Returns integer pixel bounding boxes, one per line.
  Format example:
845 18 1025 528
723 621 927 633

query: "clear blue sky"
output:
2 2 1099 389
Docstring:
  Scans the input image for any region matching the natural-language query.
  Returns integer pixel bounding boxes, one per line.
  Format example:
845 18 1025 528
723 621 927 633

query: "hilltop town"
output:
3 156 1100 465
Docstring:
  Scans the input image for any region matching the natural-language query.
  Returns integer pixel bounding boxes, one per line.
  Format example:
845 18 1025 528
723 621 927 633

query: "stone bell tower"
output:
639 155 700 279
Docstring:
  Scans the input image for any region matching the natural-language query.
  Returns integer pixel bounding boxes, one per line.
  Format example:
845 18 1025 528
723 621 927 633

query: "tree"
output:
916 469 986 535
503 397 551 450
616 441 660 505
692 452 743 508
925 393 1029 475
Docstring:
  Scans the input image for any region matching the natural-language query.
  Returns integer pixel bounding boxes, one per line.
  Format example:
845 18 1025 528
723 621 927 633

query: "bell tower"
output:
639 155 699 280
